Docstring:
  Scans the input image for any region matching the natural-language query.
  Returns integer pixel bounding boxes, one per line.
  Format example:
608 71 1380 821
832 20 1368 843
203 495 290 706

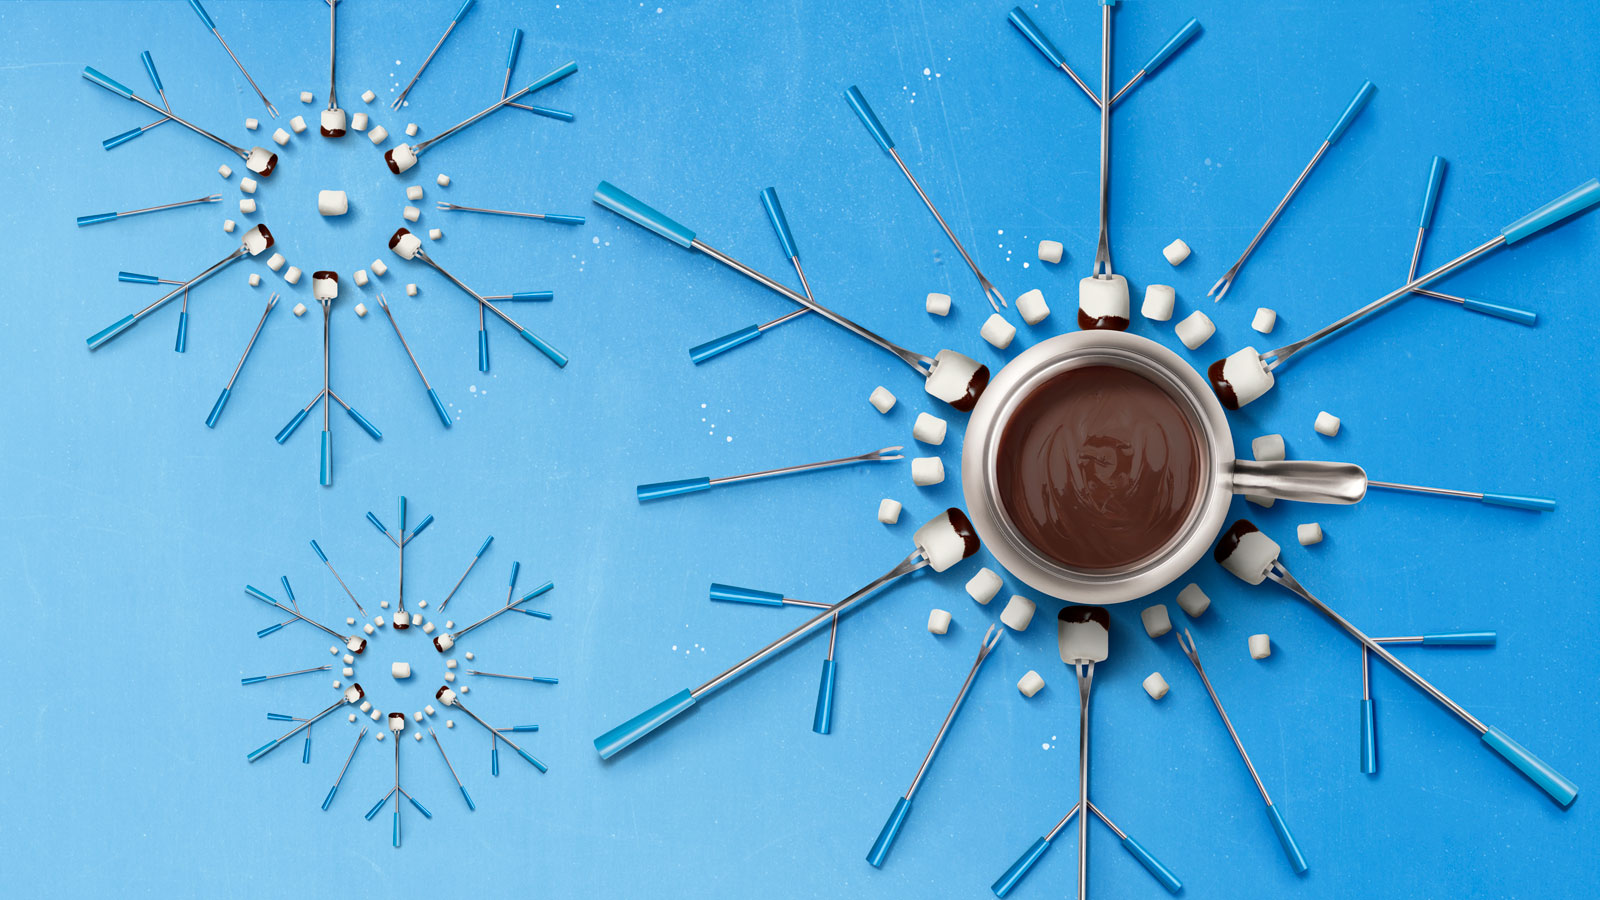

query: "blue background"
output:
1 1 1596 897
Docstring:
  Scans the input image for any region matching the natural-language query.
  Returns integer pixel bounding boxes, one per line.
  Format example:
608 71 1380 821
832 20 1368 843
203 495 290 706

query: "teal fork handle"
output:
1461 298 1537 326
1325 81 1376 144
593 181 696 249
1501 177 1600 244
708 583 785 606
1007 8 1067 69
1481 492 1554 511
690 324 762 364
991 836 1051 897
1360 698 1378 774
1140 18 1201 77
812 659 836 735
866 796 912 868
1266 804 1308 874
593 688 696 760
1421 631 1496 645
845 85 895 153
1419 156 1447 228
636 477 711 502
1120 835 1183 894
1481 725 1579 807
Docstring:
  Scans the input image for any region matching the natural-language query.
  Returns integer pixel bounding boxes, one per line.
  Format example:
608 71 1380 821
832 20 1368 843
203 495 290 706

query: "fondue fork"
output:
691 187 818 364
1360 631 1496 773
708 583 841 734
1402 157 1536 324
636 447 903 502
1058 607 1111 898
992 800 1182 897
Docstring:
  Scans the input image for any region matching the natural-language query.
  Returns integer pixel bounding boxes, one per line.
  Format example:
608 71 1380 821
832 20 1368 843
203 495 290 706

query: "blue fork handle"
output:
87 314 138 350
689 324 763 365
542 214 585 225
760 187 800 260
247 738 279 762
708 583 785 606
302 734 312 764
345 405 382 440
119 271 160 284
506 27 523 68
1140 18 1201 76
76 212 118 226
365 794 387 820
1266 804 1308 874
392 811 401 848
103 126 146 150
491 744 500 776
1501 177 1600 244
593 688 696 760
866 796 912 868
1360 698 1378 774
319 430 332 486
1421 631 1496 645
510 291 554 301
1419 156 1447 228
141 50 163 93
83 65 134 98
636 477 711 502
519 329 568 367
321 784 339 811
459 785 476 811
1007 8 1067 69
256 622 285 638
428 389 452 428
514 746 548 773
593 181 696 249
522 105 575 122
845 86 895 153
275 407 310 443
187 0 215 29
1481 725 1579 807
173 311 187 353
1325 80 1376 144
812 659 836 735
1120 835 1183 894
408 795 433 818
1459 298 1537 326
452 0 476 23
478 328 489 372
1481 492 1555 511
991 836 1051 898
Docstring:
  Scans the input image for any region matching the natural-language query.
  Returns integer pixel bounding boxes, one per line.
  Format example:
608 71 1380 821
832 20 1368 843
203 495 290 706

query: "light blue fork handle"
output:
240 675 267 684
542 214 585 225
141 50 163 92
187 0 215 29
87 314 137 350
636 477 711 502
519 329 568 367
1141 18 1201 76
453 0 476 23
345 405 382 440
760 187 799 260
366 795 388 820
267 713 295 721
508 560 521 586
83 66 134 98
1421 631 1497 645
1482 725 1579 807
593 688 697 759
256 622 284 638
1007 8 1067 69
690 324 763 365
319 430 332 486
593 181 696 248
1481 492 1555 511
1120 835 1183 894
103 127 146 150
321 784 339 811
1360 698 1378 774
1459 298 1537 326
427 389 452 428
302 735 312 764
77 212 118 226
408 795 433 818
523 105 575 122
506 27 523 68
845 86 895 153
276 407 310 443
459 785 476 811
1325 80 1376 144
812 659 836 735
1266 804 1308 874
174 311 188 353
708 583 785 606
515 746 549 773
392 811 401 848
119 271 159 284
866 796 912 868
247 738 278 762
510 606 552 619
991 836 1051 898
1419 156 1447 228
510 291 554 301
478 328 489 372
1501 177 1600 244
491 744 500 776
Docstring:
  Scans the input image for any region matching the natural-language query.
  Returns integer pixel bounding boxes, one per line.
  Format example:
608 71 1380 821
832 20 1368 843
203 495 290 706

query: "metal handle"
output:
1325 81 1376 144
1419 156 1447 228
592 688 697 760
1141 18 1201 75
1229 459 1368 504
1500 178 1600 244
1007 8 1066 69
82 66 133 99
845 86 895 152
593 181 697 248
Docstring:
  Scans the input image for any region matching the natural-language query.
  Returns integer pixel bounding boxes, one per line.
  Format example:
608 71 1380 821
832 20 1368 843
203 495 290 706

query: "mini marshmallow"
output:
1140 604 1173 638
363 622 374 635
446 720 454 728
1175 310 1215 349
433 633 455 653
445 671 455 682
218 164 232 179
1000 595 1036 632
464 652 472 660
354 269 368 287
981 313 1016 349
415 731 424 741
361 89 376 103
436 174 450 187
424 705 435 716
1078 274 1130 331
419 601 427 608
1314 411 1341 437
391 662 411 679
374 616 384 627
428 228 442 240
405 123 418 137
911 456 945 486
267 253 286 272
1209 347 1275 410
320 107 347 137
406 283 418 296
1249 634 1272 660
351 112 368 131
1038 240 1063 264
925 292 951 316
238 198 256 214
912 508 979 573
245 118 259 130
390 227 422 260
359 700 372 712
244 147 276 176
1142 672 1170 700
878 498 902 524
375 731 385 740
240 178 257 194
446 659 457 669
342 667 353 677
406 185 424 201
927 608 952 635
386 144 419 173
1251 434 1286 461
1141 284 1175 322
312 271 338 301
344 685 364 704
388 712 405 732
248 273 260 287
966 567 1002 605
1297 522 1323 546
912 412 947 446
869 386 896 413
272 128 290 146
290 115 307 133
371 259 388 276
1252 307 1277 334
293 302 307 317
344 654 354 664
331 646 340 655
1018 670 1046 698
317 190 349 216
925 349 989 410
1162 239 1191 266
354 303 368 317
349 713 357 721
1176 583 1210 618
300 91 315 103
223 219 236 233
368 125 389 145
1016 289 1050 326
403 205 420 222
1215 520 1281 585
422 622 435 634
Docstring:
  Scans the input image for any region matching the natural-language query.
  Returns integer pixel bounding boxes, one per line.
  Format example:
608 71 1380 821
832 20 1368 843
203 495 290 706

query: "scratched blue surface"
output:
1 1 1598 897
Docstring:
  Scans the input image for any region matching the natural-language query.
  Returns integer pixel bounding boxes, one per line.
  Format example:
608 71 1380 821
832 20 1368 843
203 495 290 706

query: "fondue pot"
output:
962 331 1366 606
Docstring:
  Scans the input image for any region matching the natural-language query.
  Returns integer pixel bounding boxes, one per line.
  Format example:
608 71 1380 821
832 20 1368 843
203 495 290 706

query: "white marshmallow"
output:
419 601 427 608
406 123 418 137
391 662 411 679
317 190 349 216
375 732 385 740
425 705 435 716
238 198 256 214
1297 522 1323 545
1213 347 1275 409
433 633 455 652
1037 240 1063 264
406 185 424 201
436 173 450 187
380 601 390 610
911 456 945 486
1217 523 1281 585
293 303 307 317
1175 310 1215 349
1142 672 1170 700
240 177 257 194
1175 583 1210 618
360 700 372 712
300 91 315 103
351 112 368 131
354 303 368 317
393 610 409 627
362 89 376 103
1140 604 1173 638
912 509 977 573
390 228 422 260
912 413 947 446
445 671 455 682
966 567 1002 605
362 622 374 634
1078 274 1130 329
446 720 454 728
349 713 357 722
464 652 472 660
386 144 418 173
414 731 423 741
406 283 418 296
373 616 384 627
924 349 986 409
1252 307 1277 334
240 224 272 256
1251 434 1286 461
869 386 896 413
312 271 338 301
248 273 260 287
342 667 353 677
320 107 347 136
223 219 236 233
344 654 354 664
344 685 364 703
244 147 275 175
422 622 435 634
371 259 388 276
1141 284 1175 321
877 498 902 524
446 659 457 669
346 637 366 654
267 253 286 272
1018 670 1046 697
218 164 232 179
925 292 951 316
1249 634 1272 659
245 118 259 130
272 128 290 146
354 269 368 287
403 205 421 222
290 115 307 133
1016 289 1050 325
927 608 952 635
330 646 340 655
1314 411 1341 437
428 228 442 240
1162 239 1191 266
980 313 1016 349
368 125 389 145
1000 595 1036 632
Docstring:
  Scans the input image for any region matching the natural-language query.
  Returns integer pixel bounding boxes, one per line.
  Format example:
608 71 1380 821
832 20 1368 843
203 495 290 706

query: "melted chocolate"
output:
1206 358 1240 410
388 227 413 250
313 270 338 283
948 365 991 412
1213 518 1260 564
1077 310 1130 332
942 507 982 560
321 126 346 138
997 366 1202 570
256 152 278 177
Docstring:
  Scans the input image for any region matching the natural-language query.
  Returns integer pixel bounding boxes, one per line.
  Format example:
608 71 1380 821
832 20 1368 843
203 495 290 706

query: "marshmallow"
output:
266 253 286 272
354 303 368 317
927 608 952 635
293 303 307 316
218 164 232 179
368 125 389 145
1297 522 1323 546
1252 307 1277 334
389 227 422 260
1018 670 1046 698
1251 434 1286 461
911 456 945 486
344 684 364 703
1208 347 1275 410
374 616 384 627
1176 583 1210 618
433 633 455 653
1000 595 1036 632
301 91 315 103
1141 284 1175 321
912 413 947 446
1142 672 1170 700
1038 240 1064 264
1175 310 1215 349
375 731 385 740
403 205 421 222
346 637 366 654
362 89 376 103
1016 289 1050 325
244 147 276 176
428 228 442 240
406 122 418 137
385 143 418 174
317 190 349 216
406 185 424 201
981 313 1016 348
245 118 259 130
446 659 457 669
238 198 256 214
320 107 347 137
290 115 307 133
331 646 340 655
354 269 368 287
344 654 354 664
272 128 290 146
388 712 406 732
436 173 450 187
446 720 454 728
966 567 1002 605
371 259 388 276
925 292 951 316
360 701 372 712
1140 604 1173 638
1215 520 1281 585
1314 411 1341 437
391 662 412 679
1057 606 1109 662
436 685 457 706
349 713 357 722
248 273 260 287
869 386 896 413
1163 239 1191 266
912 508 979 573
240 178 257 194
351 112 368 131
445 671 455 682
223 219 236 233
342 667 353 677
1249 634 1272 660
425 705 435 716
414 732 424 741
422 622 435 634
878 498 902 524
406 283 418 296
362 621 374 634
312 271 338 301
464 652 472 660
923 349 989 411
1078 274 1130 331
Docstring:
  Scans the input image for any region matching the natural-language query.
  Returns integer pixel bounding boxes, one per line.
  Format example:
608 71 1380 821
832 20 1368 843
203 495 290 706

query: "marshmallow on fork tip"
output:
1207 347 1276 410
312 271 339 301
388 712 406 732
386 60 579 173
320 108 347 138
1078 275 1130 331
1214 520 1281 585
1058 607 1109 666
386 145 418 173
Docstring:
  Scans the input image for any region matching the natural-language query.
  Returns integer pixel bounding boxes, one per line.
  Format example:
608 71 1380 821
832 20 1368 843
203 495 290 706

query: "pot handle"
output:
1229 459 1367 504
